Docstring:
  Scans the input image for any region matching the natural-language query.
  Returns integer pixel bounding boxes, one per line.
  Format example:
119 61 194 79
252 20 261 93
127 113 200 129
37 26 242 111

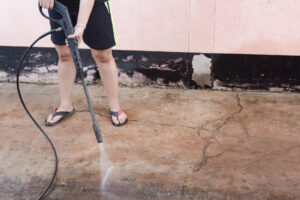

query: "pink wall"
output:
1 0 300 55
0 1 52 47
111 0 189 52
189 0 215 53
214 0 300 55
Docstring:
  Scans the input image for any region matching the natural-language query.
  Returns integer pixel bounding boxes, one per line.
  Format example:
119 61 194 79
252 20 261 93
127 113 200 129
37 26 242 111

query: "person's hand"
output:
39 0 54 10
67 25 86 46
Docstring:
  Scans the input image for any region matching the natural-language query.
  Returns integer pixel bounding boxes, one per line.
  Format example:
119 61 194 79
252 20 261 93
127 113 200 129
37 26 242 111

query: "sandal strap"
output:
52 108 74 120
110 109 124 120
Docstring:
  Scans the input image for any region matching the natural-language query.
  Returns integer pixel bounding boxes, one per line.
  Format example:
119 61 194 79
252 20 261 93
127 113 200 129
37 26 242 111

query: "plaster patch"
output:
85 67 97 83
18 73 40 83
9 72 58 84
119 72 151 86
33 66 48 74
47 65 58 71
192 54 212 87
0 71 8 81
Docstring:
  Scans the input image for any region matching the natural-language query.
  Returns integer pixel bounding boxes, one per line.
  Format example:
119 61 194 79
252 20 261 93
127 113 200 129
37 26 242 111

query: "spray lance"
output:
39 1 103 144
16 1 103 199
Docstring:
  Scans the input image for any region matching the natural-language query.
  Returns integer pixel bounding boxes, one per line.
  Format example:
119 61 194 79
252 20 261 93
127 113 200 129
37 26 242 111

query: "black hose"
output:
16 28 62 200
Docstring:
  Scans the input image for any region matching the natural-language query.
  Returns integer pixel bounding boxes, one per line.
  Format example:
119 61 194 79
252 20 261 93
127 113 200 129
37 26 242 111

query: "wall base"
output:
0 46 299 92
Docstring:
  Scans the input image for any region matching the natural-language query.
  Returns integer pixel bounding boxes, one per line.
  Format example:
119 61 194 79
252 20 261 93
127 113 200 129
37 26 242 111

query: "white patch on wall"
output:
47 65 58 71
192 54 212 87
7 64 59 84
0 71 8 81
118 71 184 88
84 66 97 83
119 71 151 87
33 66 48 74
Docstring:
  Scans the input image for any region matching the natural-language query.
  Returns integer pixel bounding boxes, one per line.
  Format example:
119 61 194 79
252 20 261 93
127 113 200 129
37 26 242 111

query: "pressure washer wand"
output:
39 1 102 143
70 44 103 144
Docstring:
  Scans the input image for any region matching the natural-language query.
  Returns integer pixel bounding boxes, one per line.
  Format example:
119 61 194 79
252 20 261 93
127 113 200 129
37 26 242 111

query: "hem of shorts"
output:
87 43 116 51
51 41 66 46
51 40 115 50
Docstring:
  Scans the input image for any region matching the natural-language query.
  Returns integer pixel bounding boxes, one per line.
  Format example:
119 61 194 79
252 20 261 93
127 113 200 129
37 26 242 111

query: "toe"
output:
46 107 73 124
114 112 127 124
119 112 127 124
46 113 62 124
112 116 120 125
46 114 53 123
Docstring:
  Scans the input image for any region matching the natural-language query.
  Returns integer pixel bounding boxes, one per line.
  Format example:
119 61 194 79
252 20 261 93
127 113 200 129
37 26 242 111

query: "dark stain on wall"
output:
211 54 300 91
113 50 195 86
0 46 194 87
0 46 299 91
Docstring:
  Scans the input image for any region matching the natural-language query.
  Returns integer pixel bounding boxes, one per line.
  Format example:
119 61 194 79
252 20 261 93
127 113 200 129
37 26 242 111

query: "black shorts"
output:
48 2 116 50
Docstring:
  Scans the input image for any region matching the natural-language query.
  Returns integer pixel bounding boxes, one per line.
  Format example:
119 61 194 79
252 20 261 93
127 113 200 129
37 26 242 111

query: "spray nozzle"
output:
93 123 103 143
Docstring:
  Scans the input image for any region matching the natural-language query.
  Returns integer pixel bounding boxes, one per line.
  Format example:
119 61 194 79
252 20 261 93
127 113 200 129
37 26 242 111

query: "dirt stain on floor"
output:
0 83 299 200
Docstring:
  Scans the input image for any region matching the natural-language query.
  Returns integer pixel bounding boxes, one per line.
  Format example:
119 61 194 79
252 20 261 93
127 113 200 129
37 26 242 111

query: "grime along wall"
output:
0 0 300 91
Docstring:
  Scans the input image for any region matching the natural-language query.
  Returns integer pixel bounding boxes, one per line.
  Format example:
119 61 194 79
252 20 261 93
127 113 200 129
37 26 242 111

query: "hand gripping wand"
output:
39 1 103 143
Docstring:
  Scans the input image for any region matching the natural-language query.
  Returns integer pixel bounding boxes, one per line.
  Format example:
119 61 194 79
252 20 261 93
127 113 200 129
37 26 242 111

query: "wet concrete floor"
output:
0 82 299 200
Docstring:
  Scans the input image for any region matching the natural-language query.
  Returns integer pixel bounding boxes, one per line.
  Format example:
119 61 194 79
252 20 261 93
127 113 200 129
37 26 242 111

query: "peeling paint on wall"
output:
0 47 192 88
0 46 299 91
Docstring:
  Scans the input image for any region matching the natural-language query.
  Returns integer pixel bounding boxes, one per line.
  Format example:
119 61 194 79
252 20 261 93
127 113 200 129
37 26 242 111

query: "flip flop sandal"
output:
44 108 76 127
110 109 128 127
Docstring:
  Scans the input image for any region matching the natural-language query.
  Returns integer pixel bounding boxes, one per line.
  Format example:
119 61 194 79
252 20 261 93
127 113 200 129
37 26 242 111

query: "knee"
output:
92 50 113 64
57 50 72 62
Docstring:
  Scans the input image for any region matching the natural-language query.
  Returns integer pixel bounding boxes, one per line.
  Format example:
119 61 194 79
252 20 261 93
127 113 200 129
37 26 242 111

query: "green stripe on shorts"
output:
105 1 118 44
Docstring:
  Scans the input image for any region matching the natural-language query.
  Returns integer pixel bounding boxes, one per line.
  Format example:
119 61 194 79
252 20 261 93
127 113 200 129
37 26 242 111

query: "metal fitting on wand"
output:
93 123 103 143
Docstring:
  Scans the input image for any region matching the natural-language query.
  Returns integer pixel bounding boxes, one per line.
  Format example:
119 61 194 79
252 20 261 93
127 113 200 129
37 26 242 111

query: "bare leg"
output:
91 48 127 125
46 45 75 124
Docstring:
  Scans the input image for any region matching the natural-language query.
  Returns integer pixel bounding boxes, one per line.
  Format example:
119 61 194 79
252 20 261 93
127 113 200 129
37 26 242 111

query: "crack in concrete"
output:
193 141 210 172
130 119 198 129
194 93 247 172
235 93 249 137
235 95 300 146
193 140 228 172
194 92 300 172
76 109 199 129
79 92 299 176
197 93 244 137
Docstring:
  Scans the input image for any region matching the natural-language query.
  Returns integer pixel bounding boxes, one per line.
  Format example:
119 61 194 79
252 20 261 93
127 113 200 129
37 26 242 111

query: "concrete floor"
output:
0 82 299 200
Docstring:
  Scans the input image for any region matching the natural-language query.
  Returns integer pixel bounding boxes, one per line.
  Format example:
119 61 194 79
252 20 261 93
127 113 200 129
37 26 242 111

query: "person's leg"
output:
46 45 76 124
91 48 127 125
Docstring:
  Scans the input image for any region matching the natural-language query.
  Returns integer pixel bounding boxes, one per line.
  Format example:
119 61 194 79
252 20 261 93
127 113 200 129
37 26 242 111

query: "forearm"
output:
76 0 95 27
